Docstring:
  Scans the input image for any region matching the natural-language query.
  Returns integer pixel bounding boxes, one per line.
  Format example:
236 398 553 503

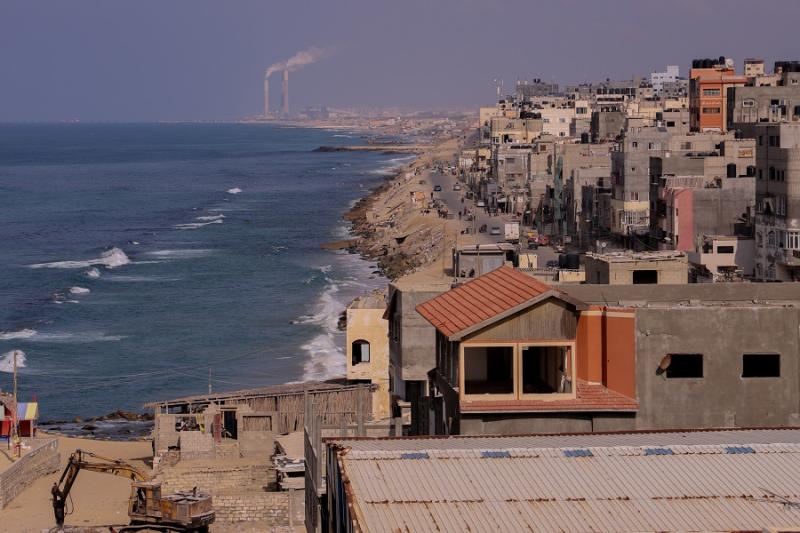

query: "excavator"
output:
51 449 214 532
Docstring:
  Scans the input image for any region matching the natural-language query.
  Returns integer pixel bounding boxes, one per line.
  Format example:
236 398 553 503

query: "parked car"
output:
433 185 442 192
527 241 539 250
476 200 486 207
453 184 462 191
479 224 487 233
489 226 501 236
546 260 559 269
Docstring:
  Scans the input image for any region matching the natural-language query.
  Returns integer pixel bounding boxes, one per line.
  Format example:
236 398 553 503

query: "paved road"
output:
422 163 561 268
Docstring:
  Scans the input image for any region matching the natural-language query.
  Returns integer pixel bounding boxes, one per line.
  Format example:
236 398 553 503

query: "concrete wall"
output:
158 462 274 494
347 306 391 420
585 255 688 284
460 412 635 435
0 438 59 509
634 306 800 429
389 286 447 383
212 490 303 525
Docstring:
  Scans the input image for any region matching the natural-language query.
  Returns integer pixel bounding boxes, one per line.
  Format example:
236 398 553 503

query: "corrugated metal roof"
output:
334 432 800 532
416 265 582 339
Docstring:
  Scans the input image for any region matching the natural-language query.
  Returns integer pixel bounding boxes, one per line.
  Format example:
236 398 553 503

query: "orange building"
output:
689 59 746 132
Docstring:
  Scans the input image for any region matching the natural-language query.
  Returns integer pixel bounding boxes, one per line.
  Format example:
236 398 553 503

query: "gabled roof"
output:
417 266 587 340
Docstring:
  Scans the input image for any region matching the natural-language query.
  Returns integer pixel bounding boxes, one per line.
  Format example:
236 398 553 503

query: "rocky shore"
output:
332 135 465 280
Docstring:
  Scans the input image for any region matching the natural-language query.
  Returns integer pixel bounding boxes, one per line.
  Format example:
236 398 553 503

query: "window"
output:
716 245 735 254
664 354 703 378
666 121 676 127
631 141 638 148
463 346 514 395
352 339 370 365
768 231 776 246
756 231 762 247
742 353 780 378
769 167 776 181
680 141 692 150
742 99 755 108
702 107 721 114
703 88 721 96
633 270 658 284
522 346 572 394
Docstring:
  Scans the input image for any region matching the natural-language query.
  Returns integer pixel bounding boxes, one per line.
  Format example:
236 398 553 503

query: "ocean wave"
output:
300 280 347 381
69 286 90 295
29 247 131 270
106 275 180 283
26 331 126 343
0 350 26 373
0 328 37 340
85 268 101 279
368 155 418 176
174 219 223 230
317 264 333 273
226 187 242 194
143 249 213 259
195 214 225 222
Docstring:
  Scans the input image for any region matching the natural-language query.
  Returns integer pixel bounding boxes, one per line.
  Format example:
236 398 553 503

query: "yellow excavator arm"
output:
51 449 147 527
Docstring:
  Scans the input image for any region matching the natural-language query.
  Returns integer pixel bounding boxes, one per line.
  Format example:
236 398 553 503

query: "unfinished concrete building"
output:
584 250 688 285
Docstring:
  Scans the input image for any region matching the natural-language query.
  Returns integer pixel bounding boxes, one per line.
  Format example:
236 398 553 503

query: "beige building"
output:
688 235 755 281
346 292 391 420
585 250 688 284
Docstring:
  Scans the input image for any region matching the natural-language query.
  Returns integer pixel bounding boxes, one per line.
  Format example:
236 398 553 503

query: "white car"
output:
476 200 485 208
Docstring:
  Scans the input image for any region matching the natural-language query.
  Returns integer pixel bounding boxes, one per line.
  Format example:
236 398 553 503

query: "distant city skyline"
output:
1 0 799 121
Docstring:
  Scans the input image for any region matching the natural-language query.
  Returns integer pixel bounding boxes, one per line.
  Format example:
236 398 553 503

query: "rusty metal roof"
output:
333 430 800 532
416 266 586 340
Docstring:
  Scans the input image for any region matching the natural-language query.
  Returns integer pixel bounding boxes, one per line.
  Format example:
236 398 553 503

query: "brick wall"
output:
158 463 274 494
213 492 288 524
0 438 60 509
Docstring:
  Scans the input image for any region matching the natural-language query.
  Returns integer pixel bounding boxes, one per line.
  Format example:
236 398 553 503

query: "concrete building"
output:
325 429 800 533
584 250 688 284
688 234 755 281
743 123 800 280
728 84 800 128
413 269 800 436
689 58 746 132
744 58 765 78
650 64 680 93
346 293 390 421
488 116 542 145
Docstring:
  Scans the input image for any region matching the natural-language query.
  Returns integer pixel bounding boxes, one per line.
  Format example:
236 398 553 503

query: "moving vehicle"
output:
476 200 485 208
433 185 442 192
504 223 520 243
51 449 214 532
479 224 487 233
489 226 501 236
453 184 462 191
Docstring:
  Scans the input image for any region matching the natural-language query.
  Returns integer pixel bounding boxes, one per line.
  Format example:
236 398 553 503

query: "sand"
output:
3 433 152 533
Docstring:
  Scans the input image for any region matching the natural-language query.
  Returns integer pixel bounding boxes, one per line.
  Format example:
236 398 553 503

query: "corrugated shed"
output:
336 438 800 532
416 265 578 338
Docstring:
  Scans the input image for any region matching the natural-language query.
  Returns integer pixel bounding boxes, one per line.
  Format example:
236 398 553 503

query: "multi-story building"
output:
689 57 746 132
743 123 800 280
744 58 765 78
688 234 755 281
728 67 800 128
650 64 680 93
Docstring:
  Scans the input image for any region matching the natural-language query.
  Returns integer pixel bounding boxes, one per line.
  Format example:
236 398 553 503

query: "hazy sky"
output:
2 0 799 121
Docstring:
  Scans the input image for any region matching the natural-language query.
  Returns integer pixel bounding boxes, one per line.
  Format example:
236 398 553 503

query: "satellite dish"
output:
656 355 672 376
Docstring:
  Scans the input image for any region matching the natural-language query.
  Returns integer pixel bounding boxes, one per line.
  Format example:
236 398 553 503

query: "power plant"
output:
263 46 331 118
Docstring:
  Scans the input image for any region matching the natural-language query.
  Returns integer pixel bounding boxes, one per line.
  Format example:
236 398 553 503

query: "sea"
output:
0 123 410 424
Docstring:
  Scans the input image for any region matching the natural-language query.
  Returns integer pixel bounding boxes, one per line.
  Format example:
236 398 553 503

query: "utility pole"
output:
11 350 19 458
208 366 212 395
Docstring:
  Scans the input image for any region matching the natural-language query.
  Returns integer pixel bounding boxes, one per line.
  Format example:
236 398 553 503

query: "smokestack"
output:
263 74 270 117
282 69 289 115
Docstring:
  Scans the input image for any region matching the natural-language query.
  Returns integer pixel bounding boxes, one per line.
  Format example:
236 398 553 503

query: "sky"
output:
1 0 799 121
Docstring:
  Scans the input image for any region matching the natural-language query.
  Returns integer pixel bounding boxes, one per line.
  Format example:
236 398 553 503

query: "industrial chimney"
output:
263 73 270 117
281 69 289 115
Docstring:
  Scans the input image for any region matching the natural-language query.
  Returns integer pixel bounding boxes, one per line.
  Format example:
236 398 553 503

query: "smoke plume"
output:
265 46 332 79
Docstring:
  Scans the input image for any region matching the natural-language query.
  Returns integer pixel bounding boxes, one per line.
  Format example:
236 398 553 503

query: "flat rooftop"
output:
330 428 800 533
587 250 687 263
348 291 386 309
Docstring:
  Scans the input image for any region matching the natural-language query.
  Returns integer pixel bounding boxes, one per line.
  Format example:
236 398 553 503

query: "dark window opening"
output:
222 410 238 439
717 245 735 254
633 270 658 284
665 354 703 378
464 346 514 395
742 353 780 378
522 346 572 394
352 339 371 365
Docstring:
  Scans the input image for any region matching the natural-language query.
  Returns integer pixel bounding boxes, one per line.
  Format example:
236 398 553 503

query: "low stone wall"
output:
0 437 60 509
213 491 291 525
158 462 274 494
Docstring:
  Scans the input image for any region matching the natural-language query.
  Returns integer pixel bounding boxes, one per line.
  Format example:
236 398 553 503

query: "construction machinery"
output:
51 449 214 532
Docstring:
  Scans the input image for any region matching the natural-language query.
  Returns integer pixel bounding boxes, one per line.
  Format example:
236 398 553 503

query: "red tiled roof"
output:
416 266 581 339
460 379 638 413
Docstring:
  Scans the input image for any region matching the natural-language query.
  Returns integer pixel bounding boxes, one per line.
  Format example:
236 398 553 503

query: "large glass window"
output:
522 346 572 394
463 346 514 395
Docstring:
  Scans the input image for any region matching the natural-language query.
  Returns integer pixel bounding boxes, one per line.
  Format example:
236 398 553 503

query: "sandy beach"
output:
2 434 151 532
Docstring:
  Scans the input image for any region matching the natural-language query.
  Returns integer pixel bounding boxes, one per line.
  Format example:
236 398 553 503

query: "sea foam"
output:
226 187 242 194
0 350 26 373
0 329 37 341
69 286 90 295
174 219 223 230
30 247 131 270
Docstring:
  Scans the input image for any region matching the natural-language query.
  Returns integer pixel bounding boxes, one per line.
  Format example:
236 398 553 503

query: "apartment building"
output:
689 57 746 132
